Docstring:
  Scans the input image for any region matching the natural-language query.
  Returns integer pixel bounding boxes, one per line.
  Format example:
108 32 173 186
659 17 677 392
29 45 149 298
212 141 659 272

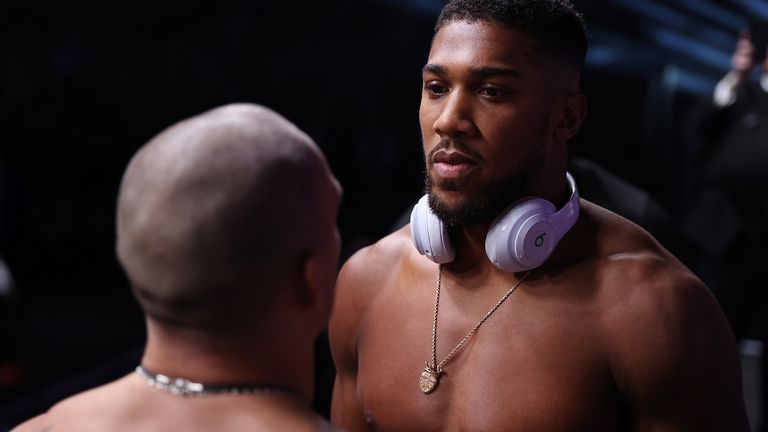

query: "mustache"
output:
427 139 484 163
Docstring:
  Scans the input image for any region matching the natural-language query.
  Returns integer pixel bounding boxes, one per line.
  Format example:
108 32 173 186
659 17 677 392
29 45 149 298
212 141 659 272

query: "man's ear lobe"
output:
554 92 587 142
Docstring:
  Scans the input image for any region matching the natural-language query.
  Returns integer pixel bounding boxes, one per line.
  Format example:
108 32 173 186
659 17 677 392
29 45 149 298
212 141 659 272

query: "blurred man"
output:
713 29 768 108
14 103 343 431
689 26 768 432
330 1 750 431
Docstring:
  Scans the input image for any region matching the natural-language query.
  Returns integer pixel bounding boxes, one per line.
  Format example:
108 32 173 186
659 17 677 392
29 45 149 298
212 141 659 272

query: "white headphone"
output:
410 172 579 272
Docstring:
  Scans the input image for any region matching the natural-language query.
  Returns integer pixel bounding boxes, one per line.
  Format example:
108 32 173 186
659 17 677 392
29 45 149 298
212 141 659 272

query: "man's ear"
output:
554 92 587 142
299 250 334 332
295 252 319 307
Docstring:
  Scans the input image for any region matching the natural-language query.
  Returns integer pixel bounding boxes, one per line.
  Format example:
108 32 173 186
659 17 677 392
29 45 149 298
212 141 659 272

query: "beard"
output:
424 142 545 228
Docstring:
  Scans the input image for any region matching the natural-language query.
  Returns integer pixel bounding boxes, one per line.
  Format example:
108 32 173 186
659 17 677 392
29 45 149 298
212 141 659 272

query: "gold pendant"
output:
419 365 441 394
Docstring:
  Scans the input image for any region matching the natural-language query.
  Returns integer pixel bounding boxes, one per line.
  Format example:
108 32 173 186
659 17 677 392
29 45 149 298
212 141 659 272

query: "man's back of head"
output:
14 103 343 432
117 103 340 336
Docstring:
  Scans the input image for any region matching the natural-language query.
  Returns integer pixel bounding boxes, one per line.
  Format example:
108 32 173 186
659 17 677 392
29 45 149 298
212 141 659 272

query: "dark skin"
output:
329 20 749 432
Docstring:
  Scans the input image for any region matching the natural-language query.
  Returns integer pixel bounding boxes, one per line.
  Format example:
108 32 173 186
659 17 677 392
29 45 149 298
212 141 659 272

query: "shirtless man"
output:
329 1 750 431
14 103 342 431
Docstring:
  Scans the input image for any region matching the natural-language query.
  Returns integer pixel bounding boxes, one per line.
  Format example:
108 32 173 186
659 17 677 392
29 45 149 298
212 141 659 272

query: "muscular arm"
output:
604 255 750 431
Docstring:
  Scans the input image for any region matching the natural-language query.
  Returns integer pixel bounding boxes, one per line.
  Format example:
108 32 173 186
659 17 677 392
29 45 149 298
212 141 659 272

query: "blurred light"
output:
741 339 764 357
376 0 442 14
731 0 768 19
615 0 739 52
587 30 663 71
613 0 691 28
648 28 731 71
662 65 718 96
673 0 747 33
586 46 626 67
0 259 13 297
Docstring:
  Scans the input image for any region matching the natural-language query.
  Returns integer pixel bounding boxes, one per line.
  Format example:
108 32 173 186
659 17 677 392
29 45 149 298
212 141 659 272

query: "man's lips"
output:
431 150 479 179
432 150 478 164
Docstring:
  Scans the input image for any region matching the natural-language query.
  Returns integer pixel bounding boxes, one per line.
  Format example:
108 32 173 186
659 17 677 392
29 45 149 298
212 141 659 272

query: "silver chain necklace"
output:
135 365 302 398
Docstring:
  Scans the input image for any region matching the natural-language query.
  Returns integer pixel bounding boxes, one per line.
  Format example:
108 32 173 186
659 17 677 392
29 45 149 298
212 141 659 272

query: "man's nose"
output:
433 91 476 138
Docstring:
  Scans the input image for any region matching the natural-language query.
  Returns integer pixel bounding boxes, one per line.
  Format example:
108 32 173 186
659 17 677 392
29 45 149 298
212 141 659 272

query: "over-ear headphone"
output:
410 172 579 272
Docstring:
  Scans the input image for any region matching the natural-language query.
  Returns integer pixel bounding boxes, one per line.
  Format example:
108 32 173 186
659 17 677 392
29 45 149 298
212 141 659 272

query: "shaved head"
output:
116 104 339 333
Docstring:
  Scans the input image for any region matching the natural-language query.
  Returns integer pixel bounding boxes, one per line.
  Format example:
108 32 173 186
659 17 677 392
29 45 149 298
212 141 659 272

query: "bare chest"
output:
355 279 625 432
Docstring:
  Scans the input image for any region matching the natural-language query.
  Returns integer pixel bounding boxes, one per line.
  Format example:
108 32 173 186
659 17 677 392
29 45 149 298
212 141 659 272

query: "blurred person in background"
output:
687 23 768 432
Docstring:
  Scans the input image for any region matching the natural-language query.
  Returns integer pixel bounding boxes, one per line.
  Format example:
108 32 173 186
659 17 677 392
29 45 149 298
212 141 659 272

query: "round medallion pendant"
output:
419 367 439 394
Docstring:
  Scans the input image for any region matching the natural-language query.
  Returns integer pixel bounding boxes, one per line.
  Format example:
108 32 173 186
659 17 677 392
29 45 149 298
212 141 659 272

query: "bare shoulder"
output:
338 226 414 290
329 226 414 353
580 201 725 344
582 201 748 430
11 413 51 432
329 226 419 428
597 237 723 369
332 226 414 320
11 377 135 432
582 200 718 324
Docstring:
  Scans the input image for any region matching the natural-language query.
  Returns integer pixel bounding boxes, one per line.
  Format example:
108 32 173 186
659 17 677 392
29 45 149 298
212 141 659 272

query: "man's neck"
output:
140 319 315 402
442 178 576 275
446 222 494 272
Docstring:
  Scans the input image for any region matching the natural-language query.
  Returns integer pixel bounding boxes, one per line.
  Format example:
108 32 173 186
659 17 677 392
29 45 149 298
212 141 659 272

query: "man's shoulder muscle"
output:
11 379 129 432
578 201 749 429
340 226 413 283
330 227 414 351
333 226 414 314
594 239 748 429
12 413 51 432
329 226 417 430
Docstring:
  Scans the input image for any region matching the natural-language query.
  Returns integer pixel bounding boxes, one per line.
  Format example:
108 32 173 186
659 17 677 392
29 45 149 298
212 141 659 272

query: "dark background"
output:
0 0 764 428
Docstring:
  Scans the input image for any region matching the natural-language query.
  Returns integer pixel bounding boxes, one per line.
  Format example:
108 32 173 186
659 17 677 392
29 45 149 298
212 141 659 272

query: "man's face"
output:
419 20 561 227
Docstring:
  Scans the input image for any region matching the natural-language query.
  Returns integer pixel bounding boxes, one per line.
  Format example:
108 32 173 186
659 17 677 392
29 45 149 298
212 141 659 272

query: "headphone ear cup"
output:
485 198 557 272
410 195 455 264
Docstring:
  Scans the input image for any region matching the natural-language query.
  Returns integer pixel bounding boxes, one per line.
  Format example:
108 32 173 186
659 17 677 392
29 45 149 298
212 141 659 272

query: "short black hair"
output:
435 0 588 71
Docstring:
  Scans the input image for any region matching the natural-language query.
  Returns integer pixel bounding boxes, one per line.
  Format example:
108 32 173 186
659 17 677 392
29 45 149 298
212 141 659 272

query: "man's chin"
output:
428 185 462 202
427 192 491 228
425 176 532 227
429 175 463 192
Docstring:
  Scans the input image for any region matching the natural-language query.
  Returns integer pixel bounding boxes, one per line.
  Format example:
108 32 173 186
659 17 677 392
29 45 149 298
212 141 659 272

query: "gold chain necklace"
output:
419 264 532 394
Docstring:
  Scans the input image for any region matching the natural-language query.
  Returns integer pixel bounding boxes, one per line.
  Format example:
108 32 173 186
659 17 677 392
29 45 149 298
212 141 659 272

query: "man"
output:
14 103 343 431
712 29 768 109
329 1 749 431
688 26 768 432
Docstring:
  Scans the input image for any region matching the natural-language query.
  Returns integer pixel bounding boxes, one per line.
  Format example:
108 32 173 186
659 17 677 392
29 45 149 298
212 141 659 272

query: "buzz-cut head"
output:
435 0 588 71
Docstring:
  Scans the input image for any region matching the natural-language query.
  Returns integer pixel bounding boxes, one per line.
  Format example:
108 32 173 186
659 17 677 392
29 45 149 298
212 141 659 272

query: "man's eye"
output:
425 82 448 95
479 87 504 97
